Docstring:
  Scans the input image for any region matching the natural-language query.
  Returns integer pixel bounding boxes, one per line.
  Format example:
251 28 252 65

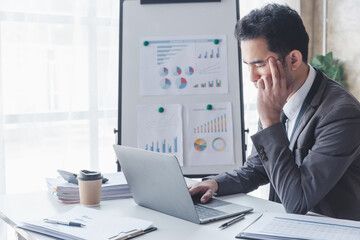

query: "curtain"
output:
0 0 119 238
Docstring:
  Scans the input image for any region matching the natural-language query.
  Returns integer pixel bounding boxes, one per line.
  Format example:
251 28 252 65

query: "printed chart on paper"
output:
187 102 234 166
140 35 228 95
137 104 184 166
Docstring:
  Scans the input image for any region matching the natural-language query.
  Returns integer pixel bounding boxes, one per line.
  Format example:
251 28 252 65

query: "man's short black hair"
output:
235 3 309 63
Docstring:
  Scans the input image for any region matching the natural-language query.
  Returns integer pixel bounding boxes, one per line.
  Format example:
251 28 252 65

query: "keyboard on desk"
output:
194 204 226 219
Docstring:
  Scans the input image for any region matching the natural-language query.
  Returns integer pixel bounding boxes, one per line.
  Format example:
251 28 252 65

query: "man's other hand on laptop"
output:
188 180 218 204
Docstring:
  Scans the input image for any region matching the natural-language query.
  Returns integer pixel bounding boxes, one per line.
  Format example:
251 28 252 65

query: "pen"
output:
219 213 245 229
43 218 86 227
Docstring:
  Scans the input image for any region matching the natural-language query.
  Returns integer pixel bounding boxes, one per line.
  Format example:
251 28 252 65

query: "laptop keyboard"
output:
194 204 226 219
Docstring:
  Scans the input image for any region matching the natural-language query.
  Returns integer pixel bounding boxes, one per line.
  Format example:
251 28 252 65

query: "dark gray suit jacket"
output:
208 70 360 220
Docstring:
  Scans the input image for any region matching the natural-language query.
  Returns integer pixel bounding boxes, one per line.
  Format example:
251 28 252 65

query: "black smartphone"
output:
57 169 108 185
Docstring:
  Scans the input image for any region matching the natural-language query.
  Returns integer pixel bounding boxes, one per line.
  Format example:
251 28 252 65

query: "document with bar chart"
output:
137 104 183 166
187 102 234 166
140 35 228 95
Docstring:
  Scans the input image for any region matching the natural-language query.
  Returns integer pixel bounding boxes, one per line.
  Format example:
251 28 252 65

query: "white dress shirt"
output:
283 65 316 139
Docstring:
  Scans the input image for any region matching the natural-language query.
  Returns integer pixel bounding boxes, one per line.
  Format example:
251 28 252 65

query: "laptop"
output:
113 145 253 224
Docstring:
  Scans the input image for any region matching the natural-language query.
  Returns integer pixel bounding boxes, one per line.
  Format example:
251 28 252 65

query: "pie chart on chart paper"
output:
185 66 195 76
173 66 182 76
159 67 168 76
160 78 171 89
194 138 207 151
212 137 226 151
176 77 187 89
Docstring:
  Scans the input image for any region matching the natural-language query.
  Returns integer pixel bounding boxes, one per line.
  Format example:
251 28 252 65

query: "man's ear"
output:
288 50 303 70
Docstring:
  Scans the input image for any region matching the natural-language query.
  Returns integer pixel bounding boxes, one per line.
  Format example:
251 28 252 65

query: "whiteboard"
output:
118 0 245 176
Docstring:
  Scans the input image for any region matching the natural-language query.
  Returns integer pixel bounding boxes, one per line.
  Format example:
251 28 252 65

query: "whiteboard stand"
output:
116 0 246 177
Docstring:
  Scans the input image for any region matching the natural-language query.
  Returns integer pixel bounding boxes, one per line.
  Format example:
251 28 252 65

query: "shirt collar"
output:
283 65 316 121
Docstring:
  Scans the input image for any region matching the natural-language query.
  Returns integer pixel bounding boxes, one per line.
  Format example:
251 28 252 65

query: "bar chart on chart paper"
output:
140 35 228 95
144 137 179 154
187 102 234 166
137 104 184 166
193 113 227 134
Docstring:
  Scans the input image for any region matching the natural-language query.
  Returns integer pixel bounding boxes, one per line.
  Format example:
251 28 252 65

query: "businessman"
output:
189 4 360 220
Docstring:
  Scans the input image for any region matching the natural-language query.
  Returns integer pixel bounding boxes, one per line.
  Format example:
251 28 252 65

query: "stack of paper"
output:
46 172 132 203
237 212 360 240
18 206 156 240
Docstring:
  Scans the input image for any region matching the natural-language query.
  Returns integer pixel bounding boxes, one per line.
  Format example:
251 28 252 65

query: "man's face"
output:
241 37 288 88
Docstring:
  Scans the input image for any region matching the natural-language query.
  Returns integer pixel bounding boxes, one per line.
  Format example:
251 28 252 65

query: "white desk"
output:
0 188 285 240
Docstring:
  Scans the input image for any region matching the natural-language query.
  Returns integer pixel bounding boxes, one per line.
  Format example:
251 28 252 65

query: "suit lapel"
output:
289 106 316 150
289 70 328 151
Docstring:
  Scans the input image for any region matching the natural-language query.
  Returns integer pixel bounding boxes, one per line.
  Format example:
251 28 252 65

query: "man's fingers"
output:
188 180 218 202
200 190 214 204
269 57 280 88
188 185 199 195
277 59 287 90
257 78 265 90
262 75 273 90
188 183 207 196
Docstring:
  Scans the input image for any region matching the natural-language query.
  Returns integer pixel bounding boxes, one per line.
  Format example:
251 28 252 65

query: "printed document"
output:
237 212 360 240
18 206 155 240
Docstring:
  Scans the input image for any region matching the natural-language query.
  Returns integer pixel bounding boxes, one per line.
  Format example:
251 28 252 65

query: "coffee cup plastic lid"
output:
77 170 103 181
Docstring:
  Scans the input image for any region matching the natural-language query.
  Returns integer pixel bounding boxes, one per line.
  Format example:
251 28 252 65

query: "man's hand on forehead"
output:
256 57 292 129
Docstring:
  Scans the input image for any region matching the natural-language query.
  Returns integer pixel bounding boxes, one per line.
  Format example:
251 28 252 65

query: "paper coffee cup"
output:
77 170 103 207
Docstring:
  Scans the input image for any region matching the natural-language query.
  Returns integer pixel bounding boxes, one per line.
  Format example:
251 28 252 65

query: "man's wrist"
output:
208 179 219 193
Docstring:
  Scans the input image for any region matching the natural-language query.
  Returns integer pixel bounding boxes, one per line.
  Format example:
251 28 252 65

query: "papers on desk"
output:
46 172 132 204
237 212 360 240
18 206 156 240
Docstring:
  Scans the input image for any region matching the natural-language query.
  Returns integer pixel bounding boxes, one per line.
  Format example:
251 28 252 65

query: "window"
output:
0 0 119 194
